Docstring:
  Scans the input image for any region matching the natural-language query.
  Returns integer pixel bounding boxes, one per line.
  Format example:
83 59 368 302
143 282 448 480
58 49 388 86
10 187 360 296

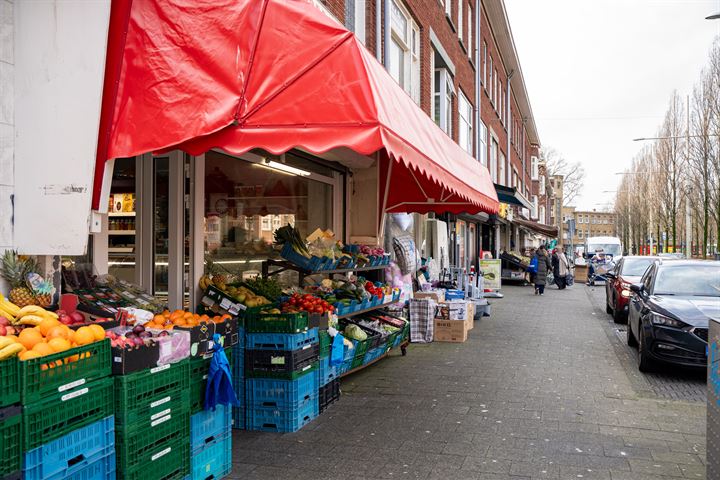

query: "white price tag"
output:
150 396 171 409
58 378 86 393
150 364 170 374
61 387 89 402
151 447 172 461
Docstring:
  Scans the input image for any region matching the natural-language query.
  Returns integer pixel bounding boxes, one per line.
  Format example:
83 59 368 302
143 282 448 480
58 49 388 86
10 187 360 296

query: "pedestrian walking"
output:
556 250 570 290
533 246 552 295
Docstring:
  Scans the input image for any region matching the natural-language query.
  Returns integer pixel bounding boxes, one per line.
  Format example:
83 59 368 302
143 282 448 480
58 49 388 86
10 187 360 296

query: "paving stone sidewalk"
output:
230 284 707 480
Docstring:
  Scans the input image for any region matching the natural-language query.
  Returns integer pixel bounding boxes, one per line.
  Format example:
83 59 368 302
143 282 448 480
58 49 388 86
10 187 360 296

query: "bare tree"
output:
539 148 586 207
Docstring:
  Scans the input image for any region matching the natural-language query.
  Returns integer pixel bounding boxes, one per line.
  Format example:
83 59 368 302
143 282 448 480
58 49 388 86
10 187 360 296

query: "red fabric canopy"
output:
93 0 498 217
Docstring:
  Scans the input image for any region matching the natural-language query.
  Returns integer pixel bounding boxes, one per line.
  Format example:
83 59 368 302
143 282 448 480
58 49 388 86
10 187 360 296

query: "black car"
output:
627 260 720 372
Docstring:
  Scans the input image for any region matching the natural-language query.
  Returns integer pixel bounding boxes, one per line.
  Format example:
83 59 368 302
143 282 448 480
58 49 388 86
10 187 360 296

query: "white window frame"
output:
531 195 538 220
458 0 463 41
482 42 488 86
479 120 488 166
490 138 498 183
531 156 538 180
444 0 452 16
499 151 506 187
458 90 473 154
540 176 546 195
389 0 420 104
354 0 366 45
539 205 546 223
434 68 454 136
467 5 472 59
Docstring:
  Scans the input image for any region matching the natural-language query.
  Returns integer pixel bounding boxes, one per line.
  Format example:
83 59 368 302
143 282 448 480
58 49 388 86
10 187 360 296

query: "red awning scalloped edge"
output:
93 0 498 217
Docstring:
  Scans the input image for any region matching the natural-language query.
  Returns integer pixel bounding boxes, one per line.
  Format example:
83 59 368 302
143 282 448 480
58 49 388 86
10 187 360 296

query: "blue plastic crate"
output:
236 327 245 349
246 398 318 433
231 405 245 430
392 332 403 348
190 434 231 480
23 416 115 480
25 449 116 480
246 329 318 351
190 405 231 453
363 346 387 365
318 356 339 386
246 370 318 409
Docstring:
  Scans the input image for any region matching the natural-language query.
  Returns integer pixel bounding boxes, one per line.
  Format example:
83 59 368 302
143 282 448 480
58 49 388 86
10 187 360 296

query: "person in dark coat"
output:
551 248 560 279
534 246 552 295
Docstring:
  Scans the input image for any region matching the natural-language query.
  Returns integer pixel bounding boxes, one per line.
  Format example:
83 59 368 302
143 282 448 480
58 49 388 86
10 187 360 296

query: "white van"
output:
585 236 623 261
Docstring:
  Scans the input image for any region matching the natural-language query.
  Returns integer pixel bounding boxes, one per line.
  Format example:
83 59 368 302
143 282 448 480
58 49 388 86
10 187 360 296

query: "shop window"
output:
389 0 420 105
490 138 498 183
479 121 488 166
458 91 473 154
204 151 335 279
539 205 546 223
434 68 454 136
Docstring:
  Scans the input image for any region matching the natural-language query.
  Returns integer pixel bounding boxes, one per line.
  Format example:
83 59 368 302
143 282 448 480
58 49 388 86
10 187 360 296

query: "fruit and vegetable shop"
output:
0 2 502 480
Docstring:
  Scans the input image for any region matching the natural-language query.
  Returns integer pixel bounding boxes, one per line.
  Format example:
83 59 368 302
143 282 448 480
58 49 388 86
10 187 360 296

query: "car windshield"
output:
622 258 654 276
588 244 622 257
654 265 720 297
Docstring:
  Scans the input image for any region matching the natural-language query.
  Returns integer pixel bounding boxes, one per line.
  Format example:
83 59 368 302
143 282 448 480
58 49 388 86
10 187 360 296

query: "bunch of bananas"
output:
0 295 58 326
0 336 23 360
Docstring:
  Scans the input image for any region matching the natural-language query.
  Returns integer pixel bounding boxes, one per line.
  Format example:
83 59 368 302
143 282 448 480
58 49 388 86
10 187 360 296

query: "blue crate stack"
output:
245 328 320 432
189 404 232 480
232 326 246 430
318 342 341 413
23 416 116 480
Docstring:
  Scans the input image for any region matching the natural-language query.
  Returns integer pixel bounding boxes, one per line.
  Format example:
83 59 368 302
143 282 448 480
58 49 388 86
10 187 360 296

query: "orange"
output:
74 327 95 346
19 350 41 361
66 329 76 343
32 342 54 357
48 337 71 353
183 311 193 319
38 318 60 337
46 325 70 340
88 324 105 341
153 314 165 323
18 328 43 350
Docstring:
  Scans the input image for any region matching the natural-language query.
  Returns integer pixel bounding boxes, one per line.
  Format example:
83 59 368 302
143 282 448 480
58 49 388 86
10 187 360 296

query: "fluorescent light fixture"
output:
707 11 720 19
254 159 311 177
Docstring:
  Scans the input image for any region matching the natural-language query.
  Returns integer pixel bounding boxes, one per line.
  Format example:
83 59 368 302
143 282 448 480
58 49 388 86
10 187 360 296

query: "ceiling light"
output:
254 160 311 177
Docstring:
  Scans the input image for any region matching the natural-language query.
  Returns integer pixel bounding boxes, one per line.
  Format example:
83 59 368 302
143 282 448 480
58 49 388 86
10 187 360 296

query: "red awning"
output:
93 0 498 217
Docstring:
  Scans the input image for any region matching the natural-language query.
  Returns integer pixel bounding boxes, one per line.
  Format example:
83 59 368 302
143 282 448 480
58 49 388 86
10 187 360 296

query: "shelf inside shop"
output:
108 247 134 253
263 258 388 278
336 301 400 320
227 195 308 200
108 212 136 217
108 230 136 235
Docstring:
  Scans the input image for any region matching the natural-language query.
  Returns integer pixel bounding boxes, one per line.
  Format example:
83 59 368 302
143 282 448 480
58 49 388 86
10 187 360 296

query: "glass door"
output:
152 157 170 300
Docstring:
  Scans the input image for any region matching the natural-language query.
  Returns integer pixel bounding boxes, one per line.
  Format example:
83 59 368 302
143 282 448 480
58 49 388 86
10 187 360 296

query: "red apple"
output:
59 314 73 325
5 326 15 335
70 312 85 324
0 325 6 336
0 317 9 326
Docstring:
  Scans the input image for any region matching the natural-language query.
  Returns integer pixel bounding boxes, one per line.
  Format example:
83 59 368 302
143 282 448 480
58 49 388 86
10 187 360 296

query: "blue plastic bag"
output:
527 256 538 274
330 333 344 366
204 334 240 410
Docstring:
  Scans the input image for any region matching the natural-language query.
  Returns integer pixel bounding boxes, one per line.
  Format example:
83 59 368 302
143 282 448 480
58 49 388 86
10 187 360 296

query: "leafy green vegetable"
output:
344 324 367 341
242 277 283 301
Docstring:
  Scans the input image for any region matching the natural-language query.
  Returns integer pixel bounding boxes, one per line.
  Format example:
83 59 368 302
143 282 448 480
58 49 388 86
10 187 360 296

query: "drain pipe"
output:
375 0 382 61
383 0 390 67
506 70 514 187
474 2 481 162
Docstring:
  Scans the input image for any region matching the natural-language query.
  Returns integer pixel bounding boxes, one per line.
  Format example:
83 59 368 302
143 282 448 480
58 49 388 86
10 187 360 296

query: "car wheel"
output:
637 328 654 372
627 320 638 347
606 300 613 315
612 304 626 324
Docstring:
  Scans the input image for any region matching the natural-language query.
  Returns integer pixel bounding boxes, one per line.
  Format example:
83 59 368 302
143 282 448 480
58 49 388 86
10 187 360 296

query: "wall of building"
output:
0 0 13 259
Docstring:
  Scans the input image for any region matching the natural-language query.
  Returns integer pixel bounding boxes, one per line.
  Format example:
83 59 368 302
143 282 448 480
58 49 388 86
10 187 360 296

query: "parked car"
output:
659 252 686 259
605 256 658 323
627 260 720 372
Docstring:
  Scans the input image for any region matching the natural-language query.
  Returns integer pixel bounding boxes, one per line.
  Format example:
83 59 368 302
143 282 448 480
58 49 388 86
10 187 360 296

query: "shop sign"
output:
478 259 501 290
498 203 510 219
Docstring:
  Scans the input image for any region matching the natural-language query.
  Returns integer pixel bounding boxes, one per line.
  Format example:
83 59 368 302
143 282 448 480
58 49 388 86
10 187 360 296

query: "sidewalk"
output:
230 285 707 480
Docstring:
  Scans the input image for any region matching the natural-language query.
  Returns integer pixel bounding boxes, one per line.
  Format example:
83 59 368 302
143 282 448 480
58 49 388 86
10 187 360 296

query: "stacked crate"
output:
190 404 232 480
19 339 114 480
231 325 245 430
0 355 20 480
245 315 319 433
114 359 190 480
317 330 341 413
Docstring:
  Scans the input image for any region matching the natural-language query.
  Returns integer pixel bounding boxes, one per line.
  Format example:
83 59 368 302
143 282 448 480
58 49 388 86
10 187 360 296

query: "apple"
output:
0 325 6 336
70 312 85 324
59 314 73 325
5 326 15 335
0 317 8 326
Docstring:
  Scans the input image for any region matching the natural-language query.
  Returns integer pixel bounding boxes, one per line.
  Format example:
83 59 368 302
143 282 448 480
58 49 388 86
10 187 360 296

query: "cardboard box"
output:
466 302 474 331
414 290 445 303
434 318 467 342
436 301 468 321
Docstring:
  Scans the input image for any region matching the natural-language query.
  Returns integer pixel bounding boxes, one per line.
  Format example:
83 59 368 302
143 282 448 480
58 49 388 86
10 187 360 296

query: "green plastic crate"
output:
246 311 308 333
116 404 189 478
318 330 330 358
114 359 190 431
23 376 114 451
189 348 232 414
20 338 111 404
245 361 318 380
122 438 189 480
0 405 21 476
0 357 19 408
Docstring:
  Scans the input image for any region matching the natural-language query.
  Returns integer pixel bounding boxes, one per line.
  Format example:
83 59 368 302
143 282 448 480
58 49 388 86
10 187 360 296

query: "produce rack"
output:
262 258 387 283
500 252 529 283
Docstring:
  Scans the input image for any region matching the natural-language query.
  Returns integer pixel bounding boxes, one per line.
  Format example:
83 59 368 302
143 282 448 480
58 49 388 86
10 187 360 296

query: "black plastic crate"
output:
319 379 340 413
245 344 319 377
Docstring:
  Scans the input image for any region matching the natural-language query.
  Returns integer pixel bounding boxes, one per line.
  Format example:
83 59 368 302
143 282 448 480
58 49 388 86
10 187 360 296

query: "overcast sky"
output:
505 0 720 212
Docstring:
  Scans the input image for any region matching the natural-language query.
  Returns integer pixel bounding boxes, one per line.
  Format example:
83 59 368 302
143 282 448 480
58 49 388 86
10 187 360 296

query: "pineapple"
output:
1 250 39 307
28 274 54 307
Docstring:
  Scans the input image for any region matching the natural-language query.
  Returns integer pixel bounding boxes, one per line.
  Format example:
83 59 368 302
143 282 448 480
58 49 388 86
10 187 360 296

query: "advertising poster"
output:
478 259 501 290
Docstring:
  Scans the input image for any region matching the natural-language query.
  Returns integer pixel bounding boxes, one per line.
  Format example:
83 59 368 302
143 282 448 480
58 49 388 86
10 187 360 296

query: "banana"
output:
16 305 46 318
0 299 20 316
0 337 15 349
0 343 23 360
0 307 15 322
18 315 44 326
40 310 58 320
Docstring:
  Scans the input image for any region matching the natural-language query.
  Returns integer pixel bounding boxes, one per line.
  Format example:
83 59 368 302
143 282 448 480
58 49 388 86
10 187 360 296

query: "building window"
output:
493 69 498 107
578 229 583 239
531 156 538 180
539 205 546 223
434 68 454 136
490 138 498 183
458 91 473 154
458 0 463 40
482 42 487 86
499 151 506 186
540 176 545 195
444 0 451 16
389 0 420 104
512 169 519 188
479 120 488 166
531 195 538 219
467 6 472 59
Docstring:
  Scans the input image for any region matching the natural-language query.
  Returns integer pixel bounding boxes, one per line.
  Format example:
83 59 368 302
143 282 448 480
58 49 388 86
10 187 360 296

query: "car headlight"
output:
621 289 632 298
650 313 688 329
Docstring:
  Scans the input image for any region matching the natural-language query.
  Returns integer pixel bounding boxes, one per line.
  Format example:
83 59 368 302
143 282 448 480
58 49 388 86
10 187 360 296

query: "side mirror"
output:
629 283 643 294
606 272 616 279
